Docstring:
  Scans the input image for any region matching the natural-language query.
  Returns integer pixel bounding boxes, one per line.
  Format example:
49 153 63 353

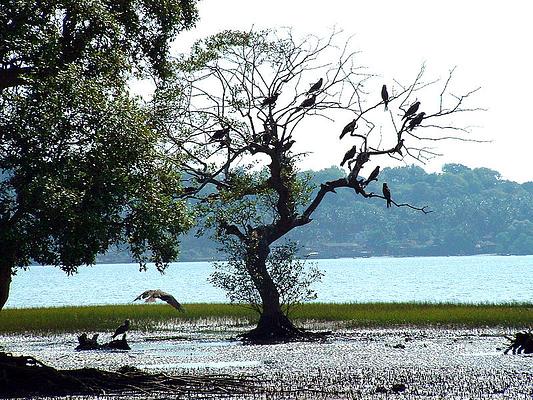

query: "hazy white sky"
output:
168 0 533 183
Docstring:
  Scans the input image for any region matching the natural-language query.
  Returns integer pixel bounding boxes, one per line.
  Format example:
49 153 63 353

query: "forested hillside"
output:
98 164 533 262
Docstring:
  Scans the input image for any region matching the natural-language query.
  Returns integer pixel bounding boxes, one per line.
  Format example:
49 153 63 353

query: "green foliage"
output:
0 0 198 281
209 241 323 316
165 164 533 260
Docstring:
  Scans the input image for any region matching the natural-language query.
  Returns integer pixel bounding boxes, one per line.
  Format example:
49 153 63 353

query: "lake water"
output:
5 255 533 309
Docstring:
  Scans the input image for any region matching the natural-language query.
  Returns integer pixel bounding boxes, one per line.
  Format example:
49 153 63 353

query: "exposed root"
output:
0 352 258 398
238 314 331 344
504 330 533 354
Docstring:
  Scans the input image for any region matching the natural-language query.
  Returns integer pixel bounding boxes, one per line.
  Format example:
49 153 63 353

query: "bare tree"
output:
155 29 482 342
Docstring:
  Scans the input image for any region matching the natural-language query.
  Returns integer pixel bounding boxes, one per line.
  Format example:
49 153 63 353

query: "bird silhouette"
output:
382 183 392 208
297 94 316 110
261 92 280 107
112 320 129 339
394 139 404 156
402 101 420 120
381 85 389 111
340 145 358 166
134 289 185 312
211 127 230 141
307 78 323 94
364 166 380 186
340 119 357 139
408 112 425 130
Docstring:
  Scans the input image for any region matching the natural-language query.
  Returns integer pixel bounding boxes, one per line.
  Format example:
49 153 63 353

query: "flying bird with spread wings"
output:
134 289 185 312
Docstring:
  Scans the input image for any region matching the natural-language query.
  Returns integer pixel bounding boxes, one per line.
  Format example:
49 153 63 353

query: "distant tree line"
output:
99 163 533 263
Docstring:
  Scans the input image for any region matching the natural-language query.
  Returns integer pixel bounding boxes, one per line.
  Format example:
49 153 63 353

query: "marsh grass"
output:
0 302 531 333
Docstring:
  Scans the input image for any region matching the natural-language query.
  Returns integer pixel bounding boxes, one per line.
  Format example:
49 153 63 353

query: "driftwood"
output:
504 331 533 355
0 352 257 398
76 333 131 351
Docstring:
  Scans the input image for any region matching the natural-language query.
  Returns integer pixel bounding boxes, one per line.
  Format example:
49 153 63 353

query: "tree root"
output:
0 352 258 398
504 330 533 354
238 314 331 344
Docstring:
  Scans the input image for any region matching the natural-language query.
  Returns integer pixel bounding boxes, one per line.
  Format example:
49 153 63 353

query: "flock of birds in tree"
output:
109 290 184 340
206 78 427 209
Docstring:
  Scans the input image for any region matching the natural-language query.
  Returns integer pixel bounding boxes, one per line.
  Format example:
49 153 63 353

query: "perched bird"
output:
402 101 420 120
261 92 280 107
364 166 380 186
112 320 129 339
134 289 185 312
297 94 316 110
211 127 230 141
408 112 425 130
382 183 392 208
340 145 358 167
340 119 357 139
394 139 404 156
381 85 389 111
307 78 323 94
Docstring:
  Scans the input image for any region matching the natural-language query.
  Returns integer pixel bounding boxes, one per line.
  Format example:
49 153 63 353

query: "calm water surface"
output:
5 255 533 308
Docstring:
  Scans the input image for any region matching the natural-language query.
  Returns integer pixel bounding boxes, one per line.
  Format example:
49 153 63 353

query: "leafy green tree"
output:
159 30 480 341
0 0 198 309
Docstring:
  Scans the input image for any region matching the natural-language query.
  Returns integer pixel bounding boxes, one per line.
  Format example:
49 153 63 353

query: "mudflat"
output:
1 321 531 398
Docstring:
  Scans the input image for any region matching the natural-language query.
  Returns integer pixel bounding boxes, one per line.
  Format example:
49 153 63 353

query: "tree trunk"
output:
240 241 304 342
0 242 15 311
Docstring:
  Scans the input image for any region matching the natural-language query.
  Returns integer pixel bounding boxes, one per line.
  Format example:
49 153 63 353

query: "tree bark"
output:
0 241 15 311
240 240 303 342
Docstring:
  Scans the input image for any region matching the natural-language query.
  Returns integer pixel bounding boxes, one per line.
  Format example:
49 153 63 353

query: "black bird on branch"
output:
340 119 357 139
261 92 280 107
134 289 185 312
402 101 420 120
381 84 389 111
211 127 230 141
364 165 380 186
394 139 404 156
408 112 425 130
340 145 358 166
307 78 323 94
382 183 392 208
112 320 130 339
297 94 316 110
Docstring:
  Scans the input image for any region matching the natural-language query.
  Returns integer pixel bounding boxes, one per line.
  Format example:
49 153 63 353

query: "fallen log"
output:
76 333 131 351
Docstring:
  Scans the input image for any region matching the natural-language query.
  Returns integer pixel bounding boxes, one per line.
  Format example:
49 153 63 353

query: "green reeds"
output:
0 302 531 334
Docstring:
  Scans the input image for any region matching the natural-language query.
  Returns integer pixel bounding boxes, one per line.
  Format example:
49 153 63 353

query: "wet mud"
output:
1 320 532 399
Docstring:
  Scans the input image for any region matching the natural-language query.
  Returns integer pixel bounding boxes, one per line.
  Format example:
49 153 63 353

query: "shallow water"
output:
6 255 533 308
1 322 532 399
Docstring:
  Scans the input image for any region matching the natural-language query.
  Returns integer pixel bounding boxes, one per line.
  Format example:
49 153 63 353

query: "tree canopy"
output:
0 0 199 309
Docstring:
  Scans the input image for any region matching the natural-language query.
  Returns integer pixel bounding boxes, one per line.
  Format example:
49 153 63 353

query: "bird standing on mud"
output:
112 320 129 339
381 85 389 111
307 78 323 94
402 101 420 120
382 183 392 208
134 289 185 312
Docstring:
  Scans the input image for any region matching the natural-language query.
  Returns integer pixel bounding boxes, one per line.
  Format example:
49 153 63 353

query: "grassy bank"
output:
1 302 532 334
